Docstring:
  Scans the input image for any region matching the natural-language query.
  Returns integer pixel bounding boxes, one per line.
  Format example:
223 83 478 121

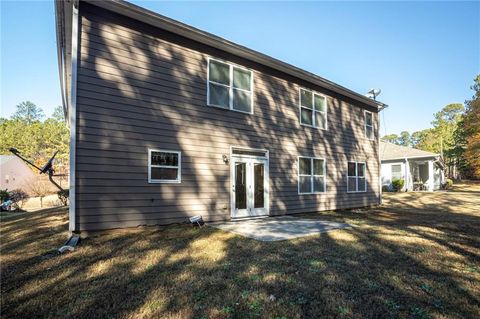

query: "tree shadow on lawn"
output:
383 192 479 215
305 205 479 265
450 182 480 194
1 207 479 319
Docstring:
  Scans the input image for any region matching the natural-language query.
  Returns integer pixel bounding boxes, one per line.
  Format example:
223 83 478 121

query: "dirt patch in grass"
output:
1 184 479 318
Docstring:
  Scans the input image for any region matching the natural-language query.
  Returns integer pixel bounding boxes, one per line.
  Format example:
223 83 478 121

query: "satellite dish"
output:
366 88 382 100
9 148 65 193
40 151 58 174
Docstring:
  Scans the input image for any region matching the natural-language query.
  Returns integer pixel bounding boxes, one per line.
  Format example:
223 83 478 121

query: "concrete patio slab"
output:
209 216 351 241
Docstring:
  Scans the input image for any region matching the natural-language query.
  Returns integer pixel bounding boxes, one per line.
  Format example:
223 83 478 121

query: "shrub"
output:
382 185 390 192
445 179 453 189
392 179 405 192
0 189 9 202
9 189 29 210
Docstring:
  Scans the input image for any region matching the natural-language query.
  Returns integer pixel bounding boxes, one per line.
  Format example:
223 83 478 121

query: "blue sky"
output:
1 1 479 135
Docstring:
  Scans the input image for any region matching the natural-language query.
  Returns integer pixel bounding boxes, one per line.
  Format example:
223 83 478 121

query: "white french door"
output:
231 156 269 218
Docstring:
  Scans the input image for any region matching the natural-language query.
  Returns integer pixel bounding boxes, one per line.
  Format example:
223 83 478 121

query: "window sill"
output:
148 180 181 184
207 103 253 115
298 191 327 195
300 123 328 131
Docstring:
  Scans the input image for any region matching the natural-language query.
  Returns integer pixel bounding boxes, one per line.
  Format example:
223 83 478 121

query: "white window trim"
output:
298 156 327 194
391 164 402 180
347 161 367 193
207 57 254 115
365 110 374 140
299 88 328 130
148 149 181 184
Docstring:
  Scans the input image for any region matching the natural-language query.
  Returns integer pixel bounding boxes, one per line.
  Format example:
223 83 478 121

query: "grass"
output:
1 183 479 318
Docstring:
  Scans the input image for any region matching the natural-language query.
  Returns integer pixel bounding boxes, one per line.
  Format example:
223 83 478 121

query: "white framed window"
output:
207 58 253 114
298 156 326 194
148 149 181 183
391 164 402 180
347 161 366 193
365 111 374 140
299 88 327 129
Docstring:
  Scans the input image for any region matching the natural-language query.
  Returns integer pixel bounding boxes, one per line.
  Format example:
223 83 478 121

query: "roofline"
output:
379 141 440 160
57 0 387 112
381 154 441 161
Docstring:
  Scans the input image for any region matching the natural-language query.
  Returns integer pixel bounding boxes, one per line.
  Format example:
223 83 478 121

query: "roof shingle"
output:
380 141 439 161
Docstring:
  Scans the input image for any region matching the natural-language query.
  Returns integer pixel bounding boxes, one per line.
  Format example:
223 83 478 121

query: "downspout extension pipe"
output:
58 234 80 253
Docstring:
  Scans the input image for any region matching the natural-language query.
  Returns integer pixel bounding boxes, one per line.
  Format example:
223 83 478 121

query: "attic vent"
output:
232 148 267 157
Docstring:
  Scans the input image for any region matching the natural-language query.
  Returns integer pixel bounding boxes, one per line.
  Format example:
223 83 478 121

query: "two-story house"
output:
56 0 387 232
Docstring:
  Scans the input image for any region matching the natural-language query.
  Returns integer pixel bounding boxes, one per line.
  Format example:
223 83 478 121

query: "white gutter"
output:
382 154 440 161
54 2 68 120
68 2 79 232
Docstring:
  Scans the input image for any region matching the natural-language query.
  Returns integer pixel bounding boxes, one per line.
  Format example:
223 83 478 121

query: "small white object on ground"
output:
189 215 204 227
57 234 80 253
58 245 75 253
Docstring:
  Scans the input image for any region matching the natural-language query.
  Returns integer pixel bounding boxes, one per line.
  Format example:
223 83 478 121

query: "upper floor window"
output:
300 88 327 129
207 58 253 114
148 149 181 183
365 111 374 139
298 156 326 194
347 161 366 192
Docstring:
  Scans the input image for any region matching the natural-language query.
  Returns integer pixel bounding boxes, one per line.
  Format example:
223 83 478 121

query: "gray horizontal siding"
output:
75 79 374 140
74 2 380 231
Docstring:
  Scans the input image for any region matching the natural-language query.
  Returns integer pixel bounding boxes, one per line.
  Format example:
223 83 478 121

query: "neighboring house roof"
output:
380 141 440 161
0 155 16 165
0 155 36 191
55 0 388 122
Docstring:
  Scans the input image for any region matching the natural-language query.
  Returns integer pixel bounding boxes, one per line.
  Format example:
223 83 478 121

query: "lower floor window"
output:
298 156 326 194
148 149 181 183
347 161 366 192
391 164 402 180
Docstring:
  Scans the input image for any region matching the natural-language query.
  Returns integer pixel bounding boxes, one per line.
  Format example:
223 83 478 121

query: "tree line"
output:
0 101 69 174
382 75 480 179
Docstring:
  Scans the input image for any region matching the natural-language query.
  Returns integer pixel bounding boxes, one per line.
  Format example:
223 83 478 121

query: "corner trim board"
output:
69 3 79 232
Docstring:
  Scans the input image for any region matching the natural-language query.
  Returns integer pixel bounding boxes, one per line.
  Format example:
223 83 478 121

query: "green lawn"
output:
1 183 479 318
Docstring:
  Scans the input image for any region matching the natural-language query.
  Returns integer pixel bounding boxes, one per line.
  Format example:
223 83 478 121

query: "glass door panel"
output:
253 163 265 209
235 162 247 210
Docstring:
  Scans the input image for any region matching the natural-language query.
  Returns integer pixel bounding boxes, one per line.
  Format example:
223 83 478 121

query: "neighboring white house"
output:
380 141 445 191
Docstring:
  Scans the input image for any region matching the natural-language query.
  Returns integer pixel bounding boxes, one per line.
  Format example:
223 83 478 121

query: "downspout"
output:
379 118 382 204
378 104 389 205
69 2 79 233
